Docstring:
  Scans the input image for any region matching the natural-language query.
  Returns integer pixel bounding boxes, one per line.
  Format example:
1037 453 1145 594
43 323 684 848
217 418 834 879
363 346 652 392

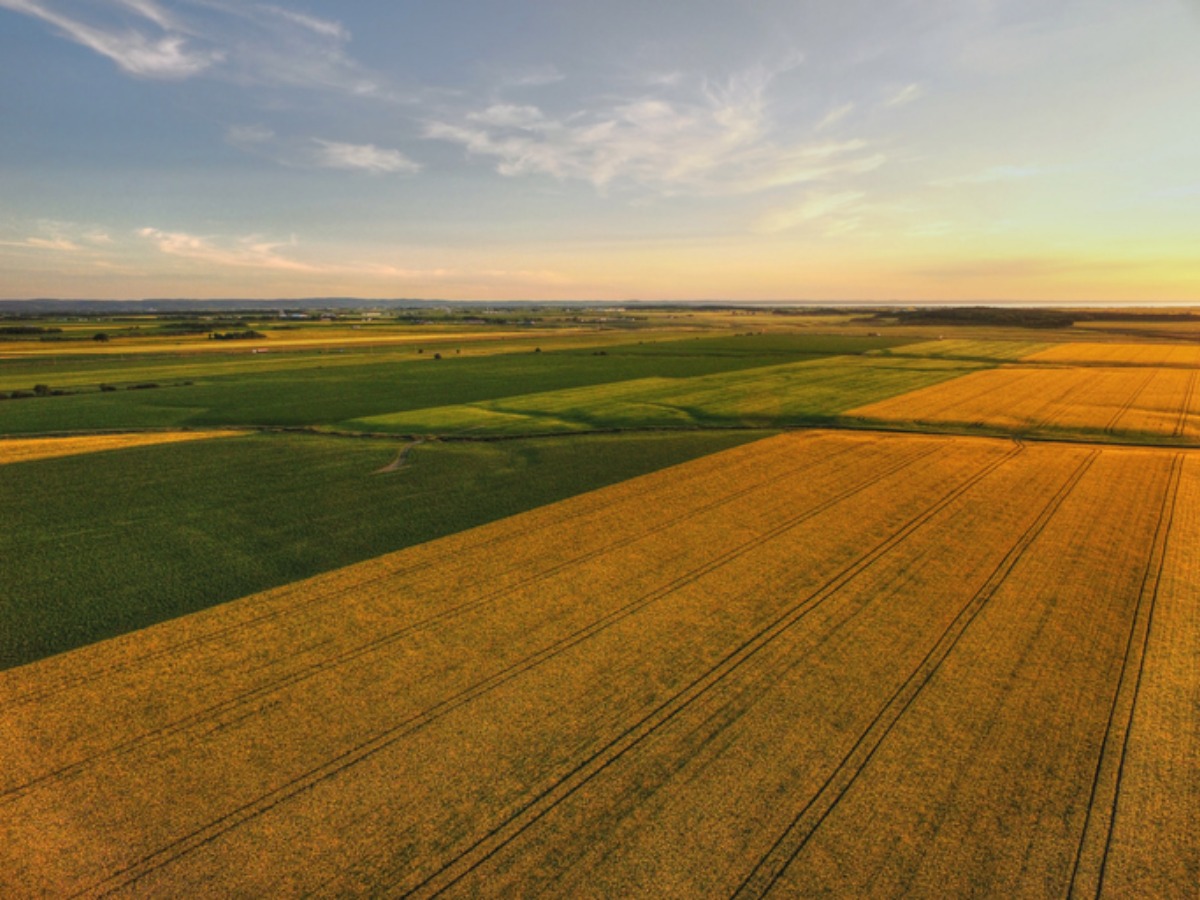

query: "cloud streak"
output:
426 65 883 196
0 221 118 253
757 191 866 234
0 236 82 251
0 0 379 92
135 227 574 289
311 140 420 175
886 83 923 107
226 126 420 175
138 227 316 271
0 0 221 77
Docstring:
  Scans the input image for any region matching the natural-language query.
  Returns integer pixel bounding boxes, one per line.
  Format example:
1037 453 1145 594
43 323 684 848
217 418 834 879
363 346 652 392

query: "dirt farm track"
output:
2 430 1197 897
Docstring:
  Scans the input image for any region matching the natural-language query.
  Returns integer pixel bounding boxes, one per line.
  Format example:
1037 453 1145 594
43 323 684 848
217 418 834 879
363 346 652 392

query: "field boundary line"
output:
730 449 1100 899
1067 453 1183 899
2 440 881 801
78 441 955 897
389 444 1026 898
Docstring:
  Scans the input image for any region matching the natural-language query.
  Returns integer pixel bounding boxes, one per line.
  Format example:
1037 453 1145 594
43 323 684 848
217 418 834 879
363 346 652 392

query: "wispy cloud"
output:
494 64 565 90
0 221 116 253
138 227 316 271
133 228 575 289
0 0 221 77
426 64 883 196
226 126 420 175
257 4 347 42
311 140 420 175
0 236 82 251
886 83 923 107
0 0 380 92
757 191 866 234
815 102 855 132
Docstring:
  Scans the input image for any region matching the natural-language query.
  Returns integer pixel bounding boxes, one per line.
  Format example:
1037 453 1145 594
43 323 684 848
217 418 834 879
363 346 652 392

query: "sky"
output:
1 0 1198 302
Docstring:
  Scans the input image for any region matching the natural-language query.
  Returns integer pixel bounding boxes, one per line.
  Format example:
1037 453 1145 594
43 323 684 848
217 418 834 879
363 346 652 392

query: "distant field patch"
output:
0 430 237 465
3 432 1194 895
848 364 1200 442
0 333 905 436
887 338 1051 361
1026 341 1200 366
349 356 982 435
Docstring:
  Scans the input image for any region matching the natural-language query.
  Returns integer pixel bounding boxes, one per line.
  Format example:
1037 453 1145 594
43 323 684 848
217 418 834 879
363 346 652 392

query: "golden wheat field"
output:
0 431 239 465
2 430 1195 897
849 364 1200 441
1027 341 1200 366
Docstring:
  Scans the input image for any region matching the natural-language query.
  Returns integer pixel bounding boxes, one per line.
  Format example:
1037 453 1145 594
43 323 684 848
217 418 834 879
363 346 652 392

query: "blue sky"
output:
1 0 1198 301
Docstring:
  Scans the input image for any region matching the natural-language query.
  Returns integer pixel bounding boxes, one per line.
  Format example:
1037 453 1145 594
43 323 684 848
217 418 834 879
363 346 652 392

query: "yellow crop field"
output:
1028 341 1200 366
1 431 1194 897
0 430 239 465
849 364 1200 441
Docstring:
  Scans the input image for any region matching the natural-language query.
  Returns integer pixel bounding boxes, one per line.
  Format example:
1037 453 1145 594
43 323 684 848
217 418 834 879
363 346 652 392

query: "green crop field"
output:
0 333 908 436
0 428 763 668
0 328 984 669
883 338 1052 361
348 355 983 435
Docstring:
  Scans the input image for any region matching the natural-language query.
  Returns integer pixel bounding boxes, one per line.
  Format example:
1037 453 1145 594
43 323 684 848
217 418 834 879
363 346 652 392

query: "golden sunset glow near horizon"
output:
1 0 1198 303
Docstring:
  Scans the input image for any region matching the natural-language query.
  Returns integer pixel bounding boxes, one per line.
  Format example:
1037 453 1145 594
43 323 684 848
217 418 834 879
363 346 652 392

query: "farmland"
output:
850 363 1200 443
349 355 980 436
2 305 1199 896
0 430 237 465
0 331 905 436
0 429 760 669
1 431 1194 896
1027 341 1200 366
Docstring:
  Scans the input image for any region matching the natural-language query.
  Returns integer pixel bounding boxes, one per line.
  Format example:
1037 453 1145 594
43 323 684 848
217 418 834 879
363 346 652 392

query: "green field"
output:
0 333 908 436
0 429 764 669
4 328 996 670
884 338 1052 361
348 355 982 435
